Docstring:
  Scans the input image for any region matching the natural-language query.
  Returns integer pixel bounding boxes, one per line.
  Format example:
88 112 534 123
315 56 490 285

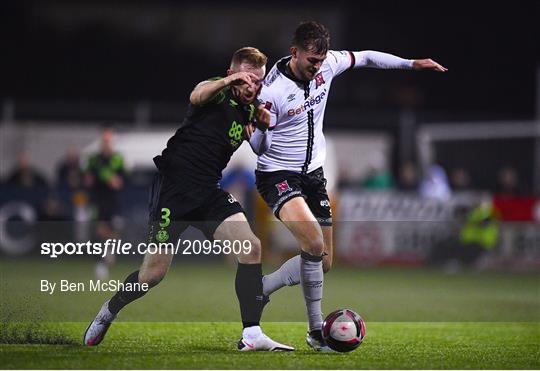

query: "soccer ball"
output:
322 309 366 352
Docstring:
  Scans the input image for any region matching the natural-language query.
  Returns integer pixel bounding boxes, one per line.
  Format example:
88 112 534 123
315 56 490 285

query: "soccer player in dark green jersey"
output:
84 47 293 352
85 127 125 280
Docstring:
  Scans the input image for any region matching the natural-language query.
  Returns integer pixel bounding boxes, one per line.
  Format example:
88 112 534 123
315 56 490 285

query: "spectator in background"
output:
57 146 83 192
449 167 472 192
361 152 394 190
458 201 499 266
56 146 88 221
497 166 525 195
397 161 419 192
38 195 68 221
420 164 451 200
220 164 256 221
5 152 48 189
430 201 499 271
85 127 126 279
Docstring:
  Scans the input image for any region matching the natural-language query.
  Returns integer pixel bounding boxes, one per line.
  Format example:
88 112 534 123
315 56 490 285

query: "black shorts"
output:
92 192 120 222
95 202 119 222
255 167 332 226
148 173 244 242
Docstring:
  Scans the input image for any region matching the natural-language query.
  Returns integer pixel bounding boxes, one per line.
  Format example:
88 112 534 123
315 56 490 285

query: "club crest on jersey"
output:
275 180 292 196
315 72 325 88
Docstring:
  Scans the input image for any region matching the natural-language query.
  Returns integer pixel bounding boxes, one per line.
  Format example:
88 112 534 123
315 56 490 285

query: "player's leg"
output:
278 194 334 352
306 168 334 274
322 226 333 273
95 223 119 278
278 197 325 328
262 226 332 295
93 210 119 280
213 211 293 351
262 225 331 295
255 171 304 295
262 168 333 293
83 239 174 346
213 212 262 328
254 170 329 350
110 244 175 313
262 255 301 296
84 173 178 346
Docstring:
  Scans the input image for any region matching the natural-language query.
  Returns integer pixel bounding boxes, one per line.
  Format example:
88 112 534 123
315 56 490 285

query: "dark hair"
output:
292 21 330 54
230 47 267 69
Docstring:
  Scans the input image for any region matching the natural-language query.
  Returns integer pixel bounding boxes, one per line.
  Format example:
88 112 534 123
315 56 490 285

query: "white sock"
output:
262 255 301 296
242 325 262 340
300 253 323 332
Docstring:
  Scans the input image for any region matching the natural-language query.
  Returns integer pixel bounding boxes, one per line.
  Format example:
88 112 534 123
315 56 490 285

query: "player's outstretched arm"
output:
412 58 447 72
353 50 413 69
189 72 259 106
352 50 447 72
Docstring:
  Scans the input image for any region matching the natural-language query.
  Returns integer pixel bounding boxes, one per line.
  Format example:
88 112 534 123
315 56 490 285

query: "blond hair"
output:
230 47 267 69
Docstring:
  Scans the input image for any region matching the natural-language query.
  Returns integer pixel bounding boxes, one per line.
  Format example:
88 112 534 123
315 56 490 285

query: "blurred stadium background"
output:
1 0 539 325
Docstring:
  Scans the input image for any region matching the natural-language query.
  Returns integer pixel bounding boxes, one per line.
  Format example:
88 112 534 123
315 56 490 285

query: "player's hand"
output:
109 174 123 190
243 124 255 140
413 59 448 72
223 72 259 89
254 104 270 131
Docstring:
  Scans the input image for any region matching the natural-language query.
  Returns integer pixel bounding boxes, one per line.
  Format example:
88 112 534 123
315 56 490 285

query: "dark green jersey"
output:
86 152 125 214
154 79 256 189
86 152 125 191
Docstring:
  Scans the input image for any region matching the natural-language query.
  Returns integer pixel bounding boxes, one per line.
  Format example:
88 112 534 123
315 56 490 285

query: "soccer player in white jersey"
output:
248 21 447 351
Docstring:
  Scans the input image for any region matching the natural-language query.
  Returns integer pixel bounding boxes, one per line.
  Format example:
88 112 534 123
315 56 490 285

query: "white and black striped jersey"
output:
256 50 353 174
253 50 413 174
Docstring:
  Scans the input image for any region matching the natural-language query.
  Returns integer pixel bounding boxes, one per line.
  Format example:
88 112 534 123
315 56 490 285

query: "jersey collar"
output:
227 89 256 121
277 56 309 86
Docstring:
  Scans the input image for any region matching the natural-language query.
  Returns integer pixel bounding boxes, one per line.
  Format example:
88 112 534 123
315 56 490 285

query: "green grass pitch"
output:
1 260 539 369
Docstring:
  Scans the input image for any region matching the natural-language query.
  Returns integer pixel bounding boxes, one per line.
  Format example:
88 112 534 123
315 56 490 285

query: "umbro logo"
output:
286 94 296 102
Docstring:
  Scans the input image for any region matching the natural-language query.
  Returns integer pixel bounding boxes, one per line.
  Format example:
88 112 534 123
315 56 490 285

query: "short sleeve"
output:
326 50 355 77
207 76 228 105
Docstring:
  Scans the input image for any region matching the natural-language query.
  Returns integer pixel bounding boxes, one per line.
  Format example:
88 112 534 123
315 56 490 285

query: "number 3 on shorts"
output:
159 208 171 228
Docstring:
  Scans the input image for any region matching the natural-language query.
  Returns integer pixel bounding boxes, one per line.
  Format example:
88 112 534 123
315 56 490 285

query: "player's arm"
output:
247 104 273 155
108 153 124 190
353 50 447 71
189 72 260 106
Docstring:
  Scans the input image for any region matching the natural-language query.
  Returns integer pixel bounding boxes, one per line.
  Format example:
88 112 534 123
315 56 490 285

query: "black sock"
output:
107 270 148 315
235 263 263 328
